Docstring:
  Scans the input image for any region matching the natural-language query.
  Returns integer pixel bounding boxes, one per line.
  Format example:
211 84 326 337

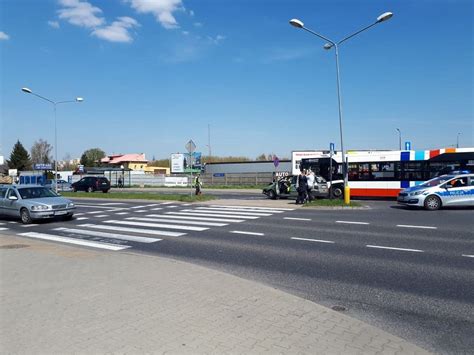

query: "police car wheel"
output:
424 195 441 211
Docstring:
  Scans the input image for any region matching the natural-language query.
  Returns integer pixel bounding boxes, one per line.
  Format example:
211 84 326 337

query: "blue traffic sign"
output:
34 163 53 170
405 141 411 150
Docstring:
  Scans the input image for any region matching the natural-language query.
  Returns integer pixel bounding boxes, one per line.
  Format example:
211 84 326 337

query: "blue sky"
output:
1 0 472 161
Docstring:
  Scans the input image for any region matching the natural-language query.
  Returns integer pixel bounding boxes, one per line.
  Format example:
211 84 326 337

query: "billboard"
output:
171 152 202 174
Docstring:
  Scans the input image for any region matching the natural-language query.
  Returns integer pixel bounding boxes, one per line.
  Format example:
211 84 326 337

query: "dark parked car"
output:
71 176 110 193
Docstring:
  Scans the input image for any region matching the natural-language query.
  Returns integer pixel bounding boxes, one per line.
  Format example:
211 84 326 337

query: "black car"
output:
71 176 110 193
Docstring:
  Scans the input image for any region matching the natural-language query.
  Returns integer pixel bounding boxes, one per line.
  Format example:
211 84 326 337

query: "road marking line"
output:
230 231 264 236
197 207 284 214
95 215 109 218
462 254 474 258
147 214 244 223
167 212 259 219
291 237 334 244
20 224 39 227
182 209 271 217
336 221 370 225
366 245 424 253
160 202 174 205
150 207 163 211
211 205 294 211
54 227 161 243
76 217 89 220
128 217 228 227
284 217 311 221
0 227 9 231
87 211 105 214
182 203 191 206
135 210 148 213
99 202 126 205
19 232 129 251
396 225 437 230
74 213 85 216
104 220 209 231
75 204 122 210
116 212 129 215
145 204 160 207
79 224 185 237
131 205 149 209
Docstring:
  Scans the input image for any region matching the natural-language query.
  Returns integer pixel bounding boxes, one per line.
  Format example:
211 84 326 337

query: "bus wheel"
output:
424 195 441 211
331 186 343 199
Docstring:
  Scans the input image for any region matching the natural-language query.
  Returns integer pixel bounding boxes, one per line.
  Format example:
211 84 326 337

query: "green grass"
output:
303 199 363 207
61 191 216 202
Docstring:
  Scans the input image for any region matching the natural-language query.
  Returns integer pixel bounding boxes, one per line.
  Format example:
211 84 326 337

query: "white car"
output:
397 173 474 210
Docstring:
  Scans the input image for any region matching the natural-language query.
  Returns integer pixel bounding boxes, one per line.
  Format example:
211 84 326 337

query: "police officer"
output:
296 169 308 204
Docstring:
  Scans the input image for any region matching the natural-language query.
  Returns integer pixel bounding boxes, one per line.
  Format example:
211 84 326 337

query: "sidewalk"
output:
0 234 428 354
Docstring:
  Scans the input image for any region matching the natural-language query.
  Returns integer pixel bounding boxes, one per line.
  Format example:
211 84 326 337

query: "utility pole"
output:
208 124 212 160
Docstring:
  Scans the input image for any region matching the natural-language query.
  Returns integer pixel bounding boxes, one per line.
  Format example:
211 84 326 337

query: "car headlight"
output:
410 190 426 196
31 205 50 211
67 202 75 208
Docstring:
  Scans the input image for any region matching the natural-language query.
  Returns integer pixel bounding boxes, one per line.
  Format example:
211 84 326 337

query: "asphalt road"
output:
1 198 473 354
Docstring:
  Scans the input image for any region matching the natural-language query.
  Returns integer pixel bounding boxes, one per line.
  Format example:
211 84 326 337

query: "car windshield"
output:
420 175 455 187
18 187 59 199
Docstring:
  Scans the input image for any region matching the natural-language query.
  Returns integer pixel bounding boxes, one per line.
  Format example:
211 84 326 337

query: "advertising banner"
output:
171 153 185 173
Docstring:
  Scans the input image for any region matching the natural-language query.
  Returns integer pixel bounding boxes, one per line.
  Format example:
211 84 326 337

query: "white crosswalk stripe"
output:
79 224 185 237
128 217 228 227
183 209 271 217
196 207 285 214
210 204 294 211
54 227 161 243
104 220 209 232
167 211 259 219
146 214 245 223
19 232 130 251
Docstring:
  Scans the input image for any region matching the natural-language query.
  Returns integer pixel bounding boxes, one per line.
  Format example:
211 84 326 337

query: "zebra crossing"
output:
6 203 293 251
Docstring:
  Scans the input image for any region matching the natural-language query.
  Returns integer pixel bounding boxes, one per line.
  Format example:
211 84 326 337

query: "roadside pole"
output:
185 140 196 197
329 143 334 200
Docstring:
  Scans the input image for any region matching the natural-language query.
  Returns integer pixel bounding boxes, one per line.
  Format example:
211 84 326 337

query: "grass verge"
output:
303 199 363 207
61 192 216 202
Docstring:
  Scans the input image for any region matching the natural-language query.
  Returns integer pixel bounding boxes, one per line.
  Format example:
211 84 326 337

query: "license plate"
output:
55 211 68 216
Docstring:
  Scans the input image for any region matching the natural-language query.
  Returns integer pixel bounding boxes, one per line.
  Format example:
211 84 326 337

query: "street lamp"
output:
396 128 401 150
21 87 84 193
289 12 393 204
457 133 461 148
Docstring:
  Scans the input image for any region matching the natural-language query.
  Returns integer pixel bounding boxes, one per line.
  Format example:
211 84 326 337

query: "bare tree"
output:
31 139 53 165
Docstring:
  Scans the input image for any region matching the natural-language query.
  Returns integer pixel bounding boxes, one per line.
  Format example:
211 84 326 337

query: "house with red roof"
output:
101 153 148 171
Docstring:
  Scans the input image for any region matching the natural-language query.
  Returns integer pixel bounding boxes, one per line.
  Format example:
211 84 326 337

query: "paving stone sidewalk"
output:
0 234 429 354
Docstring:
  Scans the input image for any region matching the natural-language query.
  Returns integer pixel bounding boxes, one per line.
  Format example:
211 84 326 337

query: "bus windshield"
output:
419 175 454 187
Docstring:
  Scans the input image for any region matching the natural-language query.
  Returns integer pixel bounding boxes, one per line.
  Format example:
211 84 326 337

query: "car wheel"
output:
87 186 94 193
20 208 32 224
102 189 109 193
268 190 277 200
331 185 343 199
424 195 441 211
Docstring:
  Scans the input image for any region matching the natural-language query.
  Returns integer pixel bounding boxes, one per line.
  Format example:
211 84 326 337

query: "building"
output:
101 153 148 171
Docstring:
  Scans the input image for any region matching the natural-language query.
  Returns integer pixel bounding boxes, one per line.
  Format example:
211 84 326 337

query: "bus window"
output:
371 162 396 180
348 163 359 180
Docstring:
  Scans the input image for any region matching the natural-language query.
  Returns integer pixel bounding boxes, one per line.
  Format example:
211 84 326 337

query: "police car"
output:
397 173 474 210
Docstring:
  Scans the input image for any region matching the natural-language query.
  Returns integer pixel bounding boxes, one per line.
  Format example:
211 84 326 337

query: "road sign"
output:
78 165 84 173
273 156 279 168
34 163 53 170
330 143 335 154
405 141 411 150
185 140 196 153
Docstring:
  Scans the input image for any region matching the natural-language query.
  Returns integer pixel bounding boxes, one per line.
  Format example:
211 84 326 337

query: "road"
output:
1 197 473 354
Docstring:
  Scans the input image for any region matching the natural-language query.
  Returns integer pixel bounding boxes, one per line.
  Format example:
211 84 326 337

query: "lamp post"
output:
456 133 461 148
396 128 401 150
21 87 83 193
289 12 393 204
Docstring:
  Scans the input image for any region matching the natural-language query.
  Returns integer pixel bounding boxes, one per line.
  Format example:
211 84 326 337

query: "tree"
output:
80 148 106 167
30 139 53 165
7 140 32 170
256 153 268 161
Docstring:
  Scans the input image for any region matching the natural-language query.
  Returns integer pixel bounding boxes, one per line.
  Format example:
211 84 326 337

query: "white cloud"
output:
126 0 183 29
193 22 202 27
182 30 189 35
0 31 9 40
57 0 105 28
207 34 225 45
189 9 194 17
48 20 60 29
92 17 139 43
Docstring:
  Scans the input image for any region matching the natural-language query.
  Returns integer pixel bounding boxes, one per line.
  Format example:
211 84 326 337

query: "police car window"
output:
6 189 18 198
0 188 7 198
